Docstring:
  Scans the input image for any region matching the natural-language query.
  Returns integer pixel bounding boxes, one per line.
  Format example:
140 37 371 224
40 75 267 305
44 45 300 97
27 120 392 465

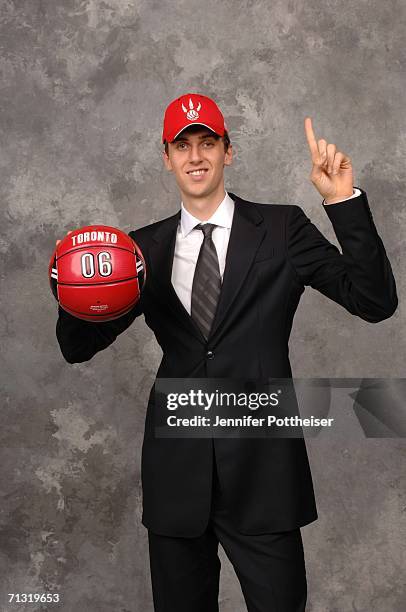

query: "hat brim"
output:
171 123 220 142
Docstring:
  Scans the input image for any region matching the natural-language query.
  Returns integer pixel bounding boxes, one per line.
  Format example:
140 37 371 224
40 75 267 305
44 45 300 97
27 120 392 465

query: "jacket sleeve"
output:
286 188 398 323
56 300 144 364
55 229 145 363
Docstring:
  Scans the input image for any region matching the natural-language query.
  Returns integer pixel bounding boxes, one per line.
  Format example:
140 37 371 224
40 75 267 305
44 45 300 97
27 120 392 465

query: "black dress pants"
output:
147 444 307 612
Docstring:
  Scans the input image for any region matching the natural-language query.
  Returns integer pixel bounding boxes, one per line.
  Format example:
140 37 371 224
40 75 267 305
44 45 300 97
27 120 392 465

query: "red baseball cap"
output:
162 93 228 144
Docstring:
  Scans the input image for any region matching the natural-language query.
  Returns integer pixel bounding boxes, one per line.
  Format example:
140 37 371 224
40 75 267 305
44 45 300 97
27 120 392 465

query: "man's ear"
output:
162 149 172 172
224 144 233 167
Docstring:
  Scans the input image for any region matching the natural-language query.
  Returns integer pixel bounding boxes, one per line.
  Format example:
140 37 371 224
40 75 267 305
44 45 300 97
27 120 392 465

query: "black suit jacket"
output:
56 188 398 536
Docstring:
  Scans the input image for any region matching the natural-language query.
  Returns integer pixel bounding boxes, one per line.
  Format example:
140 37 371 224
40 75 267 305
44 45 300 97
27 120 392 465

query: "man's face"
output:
162 128 233 201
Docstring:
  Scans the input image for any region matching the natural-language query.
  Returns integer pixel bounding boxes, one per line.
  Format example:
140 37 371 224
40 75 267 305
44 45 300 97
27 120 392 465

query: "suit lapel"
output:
149 211 207 344
148 192 266 345
208 192 265 340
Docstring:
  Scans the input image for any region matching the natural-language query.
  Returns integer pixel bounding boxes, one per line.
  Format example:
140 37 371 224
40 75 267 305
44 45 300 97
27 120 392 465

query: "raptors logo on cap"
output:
182 98 202 121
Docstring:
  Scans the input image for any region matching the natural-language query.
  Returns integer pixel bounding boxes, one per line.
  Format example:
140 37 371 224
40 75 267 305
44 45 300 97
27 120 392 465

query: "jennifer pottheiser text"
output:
166 415 334 428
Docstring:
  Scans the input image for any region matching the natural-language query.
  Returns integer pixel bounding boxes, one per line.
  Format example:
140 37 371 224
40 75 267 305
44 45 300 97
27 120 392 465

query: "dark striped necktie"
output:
191 223 222 339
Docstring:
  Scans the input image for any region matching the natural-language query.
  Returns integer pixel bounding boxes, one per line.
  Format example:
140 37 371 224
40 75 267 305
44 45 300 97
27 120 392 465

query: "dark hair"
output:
164 124 231 155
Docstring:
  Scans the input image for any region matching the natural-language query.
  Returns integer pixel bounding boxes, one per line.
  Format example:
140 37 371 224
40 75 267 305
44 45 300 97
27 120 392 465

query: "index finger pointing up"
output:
304 117 318 156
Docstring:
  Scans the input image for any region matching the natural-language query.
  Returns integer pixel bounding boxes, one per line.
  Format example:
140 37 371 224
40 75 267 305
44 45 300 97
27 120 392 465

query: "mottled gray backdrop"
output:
0 1 405 611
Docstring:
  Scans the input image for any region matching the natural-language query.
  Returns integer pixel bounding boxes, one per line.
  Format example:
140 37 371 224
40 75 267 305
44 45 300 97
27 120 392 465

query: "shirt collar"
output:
180 191 235 237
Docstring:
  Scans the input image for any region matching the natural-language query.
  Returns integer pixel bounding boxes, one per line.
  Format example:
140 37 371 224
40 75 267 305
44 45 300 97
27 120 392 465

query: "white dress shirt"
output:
171 191 234 315
171 188 361 315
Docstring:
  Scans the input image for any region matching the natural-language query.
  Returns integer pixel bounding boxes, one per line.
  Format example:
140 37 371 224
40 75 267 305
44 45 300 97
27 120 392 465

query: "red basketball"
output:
49 225 146 322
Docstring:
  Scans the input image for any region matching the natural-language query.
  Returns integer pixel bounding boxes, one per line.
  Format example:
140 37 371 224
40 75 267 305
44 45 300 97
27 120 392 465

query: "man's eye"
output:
177 143 187 149
203 141 214 147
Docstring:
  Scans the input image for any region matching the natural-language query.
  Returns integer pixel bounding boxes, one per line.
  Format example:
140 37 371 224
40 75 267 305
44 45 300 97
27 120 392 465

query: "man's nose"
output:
188 144 203 162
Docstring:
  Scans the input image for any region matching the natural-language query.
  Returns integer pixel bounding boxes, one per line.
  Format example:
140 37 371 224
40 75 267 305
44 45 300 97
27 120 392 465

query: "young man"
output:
56 93 398 611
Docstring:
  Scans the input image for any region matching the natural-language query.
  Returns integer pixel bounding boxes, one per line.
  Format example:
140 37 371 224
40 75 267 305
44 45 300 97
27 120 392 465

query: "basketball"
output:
49 225 146 322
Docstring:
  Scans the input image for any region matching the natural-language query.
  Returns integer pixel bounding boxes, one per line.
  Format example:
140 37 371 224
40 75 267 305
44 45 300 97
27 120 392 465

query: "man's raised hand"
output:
304 117 354 204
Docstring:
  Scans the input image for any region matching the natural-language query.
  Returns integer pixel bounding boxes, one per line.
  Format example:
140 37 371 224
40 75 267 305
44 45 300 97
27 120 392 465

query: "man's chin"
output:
180 183 214 199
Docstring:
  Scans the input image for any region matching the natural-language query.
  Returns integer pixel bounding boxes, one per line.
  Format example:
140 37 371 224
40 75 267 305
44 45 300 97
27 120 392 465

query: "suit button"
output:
206 350 214 359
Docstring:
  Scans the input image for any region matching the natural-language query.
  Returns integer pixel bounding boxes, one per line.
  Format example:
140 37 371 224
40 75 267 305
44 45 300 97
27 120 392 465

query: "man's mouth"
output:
186 169 209 175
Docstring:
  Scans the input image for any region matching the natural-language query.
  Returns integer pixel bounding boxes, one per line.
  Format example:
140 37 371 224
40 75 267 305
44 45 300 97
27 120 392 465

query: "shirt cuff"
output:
322 187 362 205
